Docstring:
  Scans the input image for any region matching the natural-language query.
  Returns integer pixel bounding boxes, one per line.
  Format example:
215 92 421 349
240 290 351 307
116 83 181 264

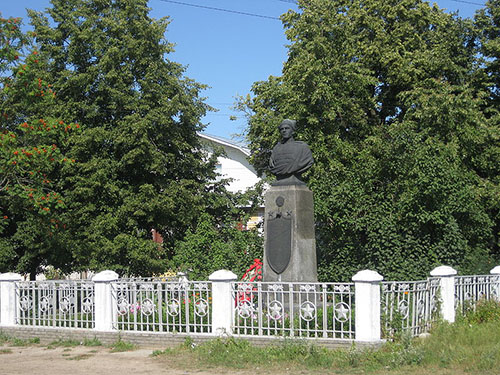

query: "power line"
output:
157 0 281 20
450 0 485 5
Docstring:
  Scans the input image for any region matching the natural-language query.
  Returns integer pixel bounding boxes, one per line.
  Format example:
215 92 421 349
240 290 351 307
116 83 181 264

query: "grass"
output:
9 337 39 346
66 353 94 361
46 337 103 349
109 338 136 352
47 339 81 348
83 337 102 347
152 301 500 374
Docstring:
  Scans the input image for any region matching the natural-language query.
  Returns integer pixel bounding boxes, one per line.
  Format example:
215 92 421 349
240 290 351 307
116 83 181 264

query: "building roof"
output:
197 132 250 156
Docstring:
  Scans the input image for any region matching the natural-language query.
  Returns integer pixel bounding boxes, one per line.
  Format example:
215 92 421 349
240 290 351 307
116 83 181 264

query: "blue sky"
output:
1 0 487 140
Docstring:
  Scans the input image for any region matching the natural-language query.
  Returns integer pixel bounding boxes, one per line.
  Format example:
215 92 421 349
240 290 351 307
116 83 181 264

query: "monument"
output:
263 119 317 283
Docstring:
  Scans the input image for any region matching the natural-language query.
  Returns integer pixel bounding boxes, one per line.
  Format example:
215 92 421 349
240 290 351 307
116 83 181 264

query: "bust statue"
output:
269 119 313 185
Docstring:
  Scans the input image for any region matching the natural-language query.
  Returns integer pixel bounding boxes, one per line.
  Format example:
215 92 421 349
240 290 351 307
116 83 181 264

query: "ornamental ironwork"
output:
59 296 72 313
194 298 209 317
334 302 350 323
117 298 129 316
166 299 180 316
300 301 316 321
39 296 51 313
417 299 425 317
268 300 283 320
19 295 31 312
141 298 155 316
398 300 409 319
82 297 93 314
237 300 254 319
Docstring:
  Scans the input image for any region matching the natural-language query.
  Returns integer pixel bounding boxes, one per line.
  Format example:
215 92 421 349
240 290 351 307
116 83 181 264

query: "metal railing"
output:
16 280 95 329
232 281 355 339
381 278 440 337
455 275 499 314
112 280 212 333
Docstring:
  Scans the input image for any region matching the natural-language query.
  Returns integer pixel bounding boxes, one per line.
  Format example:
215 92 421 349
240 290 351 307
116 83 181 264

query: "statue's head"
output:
278 119 296 141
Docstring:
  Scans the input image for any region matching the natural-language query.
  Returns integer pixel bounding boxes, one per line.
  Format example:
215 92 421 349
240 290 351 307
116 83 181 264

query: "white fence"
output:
381 278 440 337
112 280 211 333
233 281 354 339
0 265 499 344
16 280 95 329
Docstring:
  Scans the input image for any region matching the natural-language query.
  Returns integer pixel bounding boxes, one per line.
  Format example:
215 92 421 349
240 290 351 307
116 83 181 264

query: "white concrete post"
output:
209 269 237 336
92 270 119 331
352 269 384 342
0 273 23 327
490 265 500 302
430 265 457 323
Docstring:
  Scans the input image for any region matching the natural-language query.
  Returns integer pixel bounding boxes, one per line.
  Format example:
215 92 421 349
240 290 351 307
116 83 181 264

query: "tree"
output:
475 0 500 264
243 0 499 280
20 0 232 276
0 15 78 278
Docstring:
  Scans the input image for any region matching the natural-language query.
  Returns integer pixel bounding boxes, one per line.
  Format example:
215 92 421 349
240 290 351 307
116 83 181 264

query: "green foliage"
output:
243 0 500 280
9 337 40 347
22 0 218 276
48 339 81 348
82 337 102 347
171 212 263 279
0 0 259 277
457 299 500 325
154 318 500 374
0 15 77 278
109 338 136 352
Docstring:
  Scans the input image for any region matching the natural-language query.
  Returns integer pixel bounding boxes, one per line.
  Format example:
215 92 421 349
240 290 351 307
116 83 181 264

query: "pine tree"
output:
25 0 221 275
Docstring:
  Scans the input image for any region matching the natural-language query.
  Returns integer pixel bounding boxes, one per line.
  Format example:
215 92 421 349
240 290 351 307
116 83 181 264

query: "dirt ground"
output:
0 344 267 375
0 343 475 375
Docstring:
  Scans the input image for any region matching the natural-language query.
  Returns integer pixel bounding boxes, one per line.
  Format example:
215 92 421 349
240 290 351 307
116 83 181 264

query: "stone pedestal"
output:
263 184 317 283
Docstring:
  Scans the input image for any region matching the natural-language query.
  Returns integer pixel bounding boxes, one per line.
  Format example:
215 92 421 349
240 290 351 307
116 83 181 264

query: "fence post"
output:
430 265 457 323
209 270 237 336
92 270 119 331
490 266 500 302
0 273 23 327
352 269 384 342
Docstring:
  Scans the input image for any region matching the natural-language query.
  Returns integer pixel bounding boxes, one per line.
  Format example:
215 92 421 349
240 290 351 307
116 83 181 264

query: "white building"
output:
198 132 264 229
198 133 261 193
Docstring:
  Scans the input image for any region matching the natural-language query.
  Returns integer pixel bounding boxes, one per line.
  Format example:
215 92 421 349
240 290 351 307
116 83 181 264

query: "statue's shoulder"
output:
294 140 312 150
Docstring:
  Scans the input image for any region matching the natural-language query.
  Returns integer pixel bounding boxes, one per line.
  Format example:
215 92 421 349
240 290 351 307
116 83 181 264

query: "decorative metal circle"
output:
59 296 71 313
417 299 425 317
39 296 51 312
141 298 155 316
430 296 438 313
275 196 285 207
398 300 409 319
19 296 32 312
117 298 129 316
268 300 283 320
166 299 180 316
300 301 316 321
465 292 473 301
82 297 93 314
237 300 254 319
334 302 350 323
194 298 209 317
